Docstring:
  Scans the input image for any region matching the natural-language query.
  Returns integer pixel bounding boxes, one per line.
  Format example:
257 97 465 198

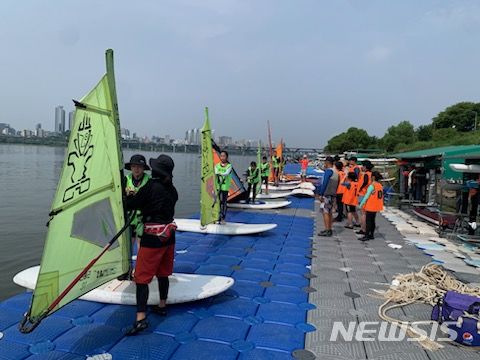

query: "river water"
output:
0 144 253 300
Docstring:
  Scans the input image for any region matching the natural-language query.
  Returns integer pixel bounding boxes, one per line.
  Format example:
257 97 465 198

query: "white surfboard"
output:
290 188 315 197
228 200 291 210
298 182 316 191
255 191 292 199
175 218 277 235
262 184 299 191
270 180 301 185
449 163 480 173
13 266 234 305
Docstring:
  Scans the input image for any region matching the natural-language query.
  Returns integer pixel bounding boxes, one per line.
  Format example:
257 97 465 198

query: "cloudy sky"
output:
1 0 479 147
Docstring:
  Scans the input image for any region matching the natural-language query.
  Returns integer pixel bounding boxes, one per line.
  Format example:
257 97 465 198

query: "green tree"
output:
432 102 480 132
415 124 433 141
381 121 416 152
325 127 375 153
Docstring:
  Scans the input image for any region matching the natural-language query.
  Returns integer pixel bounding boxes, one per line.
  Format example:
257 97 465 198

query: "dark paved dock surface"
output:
306 204 480 360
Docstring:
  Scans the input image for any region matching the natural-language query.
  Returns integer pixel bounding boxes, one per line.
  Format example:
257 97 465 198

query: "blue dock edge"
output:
0 197 316 360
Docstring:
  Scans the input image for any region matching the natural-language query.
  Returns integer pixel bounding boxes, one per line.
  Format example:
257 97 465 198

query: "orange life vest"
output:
342 181 359 206
358 171 372 196
364 182 384 212
337 171 347 194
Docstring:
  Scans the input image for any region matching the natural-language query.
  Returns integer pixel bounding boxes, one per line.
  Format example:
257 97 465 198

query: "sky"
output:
1 0 480 148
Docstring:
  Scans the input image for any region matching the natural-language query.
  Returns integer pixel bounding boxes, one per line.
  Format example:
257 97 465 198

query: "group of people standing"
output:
316 156 384 241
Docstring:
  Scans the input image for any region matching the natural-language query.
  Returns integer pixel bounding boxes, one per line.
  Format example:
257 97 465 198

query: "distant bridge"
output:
122 141 323 156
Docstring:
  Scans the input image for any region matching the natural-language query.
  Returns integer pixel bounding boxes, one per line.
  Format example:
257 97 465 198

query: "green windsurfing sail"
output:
20 49 129 332
200 107 220 226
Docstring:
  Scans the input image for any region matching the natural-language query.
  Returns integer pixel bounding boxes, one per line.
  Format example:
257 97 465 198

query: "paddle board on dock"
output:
175 219 277 235
14 266 234 305
228 200 291 209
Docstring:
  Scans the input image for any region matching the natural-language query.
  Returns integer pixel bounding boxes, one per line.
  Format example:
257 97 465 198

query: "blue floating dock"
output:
0 197 315 359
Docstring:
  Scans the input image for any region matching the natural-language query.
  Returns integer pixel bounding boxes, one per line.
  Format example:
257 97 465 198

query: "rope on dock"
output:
373 263 480 350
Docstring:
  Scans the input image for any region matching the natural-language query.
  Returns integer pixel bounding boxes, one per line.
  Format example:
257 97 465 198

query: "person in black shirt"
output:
125 154 178 335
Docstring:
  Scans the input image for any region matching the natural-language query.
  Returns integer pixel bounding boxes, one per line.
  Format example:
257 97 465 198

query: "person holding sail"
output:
125 154 178 335
215 150 232 224
119 154 151 280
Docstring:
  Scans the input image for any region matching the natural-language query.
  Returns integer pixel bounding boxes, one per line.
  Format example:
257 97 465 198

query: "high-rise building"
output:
55 106 66 133
218 136 233 146
68 111 74 131
193 128 200 145
35 123 42 130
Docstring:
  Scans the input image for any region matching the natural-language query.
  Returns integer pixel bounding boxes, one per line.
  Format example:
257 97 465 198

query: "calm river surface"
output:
0 144 253 300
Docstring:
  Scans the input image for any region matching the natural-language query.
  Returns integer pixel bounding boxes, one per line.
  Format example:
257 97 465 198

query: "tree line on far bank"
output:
324 102 480 154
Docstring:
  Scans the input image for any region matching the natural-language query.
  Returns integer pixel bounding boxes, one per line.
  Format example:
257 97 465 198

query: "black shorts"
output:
261 176 268 184
346 205 356 213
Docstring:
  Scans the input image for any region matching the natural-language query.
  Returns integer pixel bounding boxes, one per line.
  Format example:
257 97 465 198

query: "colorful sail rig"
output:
200 107 220 226
20 49 130 333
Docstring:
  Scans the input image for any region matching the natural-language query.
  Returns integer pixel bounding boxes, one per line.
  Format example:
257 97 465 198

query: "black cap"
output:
125 154 150 170
372 171 383 181
325 156 334 164
149 154 174 178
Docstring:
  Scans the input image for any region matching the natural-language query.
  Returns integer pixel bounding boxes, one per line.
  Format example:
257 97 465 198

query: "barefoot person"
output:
119 154 151 280
359 171 384 241
125 154 178 335
215 150 232 224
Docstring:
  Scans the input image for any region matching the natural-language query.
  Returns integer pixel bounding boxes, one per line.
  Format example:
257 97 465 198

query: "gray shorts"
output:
301 169 307 176
321 195 336 214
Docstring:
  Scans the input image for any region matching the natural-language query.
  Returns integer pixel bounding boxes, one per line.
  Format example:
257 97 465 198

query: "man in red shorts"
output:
125 154 178 335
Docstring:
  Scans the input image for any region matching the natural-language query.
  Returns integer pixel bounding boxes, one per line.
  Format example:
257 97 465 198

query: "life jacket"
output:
324 169 339 196
342 181 359 206
215 163 233 192
337 171 347 194
364 182 384 212
300 159 309 170
272 156 279 169
358 171 372 196
260 162 270 177
247 166 260 184
126 173 151 235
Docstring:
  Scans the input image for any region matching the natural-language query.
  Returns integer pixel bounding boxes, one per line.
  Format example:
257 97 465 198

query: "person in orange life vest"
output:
356 161 374 236
300 155 309 182
348 156 361 179
358 171 384 241
334 161 346 222
342 172 360 229
125 154 178 335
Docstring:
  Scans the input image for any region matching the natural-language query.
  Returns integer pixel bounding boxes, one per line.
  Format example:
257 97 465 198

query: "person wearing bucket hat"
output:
121 154 151 282
125 154 178 335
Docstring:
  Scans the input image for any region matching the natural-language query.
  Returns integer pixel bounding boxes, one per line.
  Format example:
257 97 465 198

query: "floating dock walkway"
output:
3 195 480 359
0 197 316 360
